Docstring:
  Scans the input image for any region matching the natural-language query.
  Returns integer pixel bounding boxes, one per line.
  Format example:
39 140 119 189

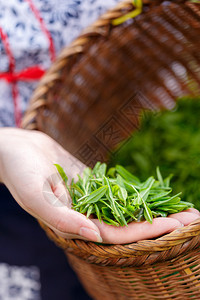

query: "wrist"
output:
0 127 19 183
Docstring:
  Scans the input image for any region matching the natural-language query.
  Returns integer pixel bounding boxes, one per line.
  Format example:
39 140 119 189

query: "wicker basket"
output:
22 0 200 299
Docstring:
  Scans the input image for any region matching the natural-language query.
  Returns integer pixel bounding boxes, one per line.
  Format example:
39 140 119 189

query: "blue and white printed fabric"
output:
0 0 120 127
0 264 40 300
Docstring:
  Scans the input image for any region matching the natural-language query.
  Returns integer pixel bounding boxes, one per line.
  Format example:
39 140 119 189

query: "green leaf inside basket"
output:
55 161 193 226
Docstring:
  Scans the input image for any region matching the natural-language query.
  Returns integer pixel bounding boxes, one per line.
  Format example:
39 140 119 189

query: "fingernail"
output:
79 227 102 243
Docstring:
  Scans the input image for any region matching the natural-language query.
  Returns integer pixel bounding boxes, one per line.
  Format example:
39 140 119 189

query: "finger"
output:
47 175 103 241
17 179 102 243
91 217 182 244
39 207 103 243
168 211 200 226
183 208 200 215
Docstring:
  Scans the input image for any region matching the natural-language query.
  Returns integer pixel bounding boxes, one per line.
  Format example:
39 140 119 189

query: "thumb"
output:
37 206 103 243
12 175 102 243
37 179 103 242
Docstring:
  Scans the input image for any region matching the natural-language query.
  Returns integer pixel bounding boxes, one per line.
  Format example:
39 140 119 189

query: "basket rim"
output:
39 218 200 260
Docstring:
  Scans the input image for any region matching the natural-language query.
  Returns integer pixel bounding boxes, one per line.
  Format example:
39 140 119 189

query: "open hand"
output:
0 128 199 245
0 128 102 242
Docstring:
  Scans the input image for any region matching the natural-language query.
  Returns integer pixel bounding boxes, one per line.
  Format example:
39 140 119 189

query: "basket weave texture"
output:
22 0 200 299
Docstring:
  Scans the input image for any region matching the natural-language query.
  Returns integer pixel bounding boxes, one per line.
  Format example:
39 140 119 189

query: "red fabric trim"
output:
11 84 21 127
0 28 15 71
0 66 45 82
24 0 56 62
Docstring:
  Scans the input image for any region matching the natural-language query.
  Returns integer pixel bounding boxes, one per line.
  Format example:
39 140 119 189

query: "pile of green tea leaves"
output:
55 162 193 226
110 97 200 210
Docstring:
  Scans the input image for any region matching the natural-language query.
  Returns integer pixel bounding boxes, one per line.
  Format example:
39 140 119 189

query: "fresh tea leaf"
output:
54 164 68 184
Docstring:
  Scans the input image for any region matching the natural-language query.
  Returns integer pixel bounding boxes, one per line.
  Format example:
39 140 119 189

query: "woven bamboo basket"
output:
22 0 200 299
